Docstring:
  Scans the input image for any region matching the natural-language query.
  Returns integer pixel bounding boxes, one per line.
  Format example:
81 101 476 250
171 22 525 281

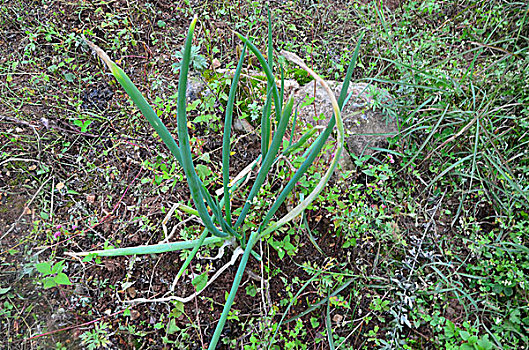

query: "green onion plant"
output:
79 15 361 349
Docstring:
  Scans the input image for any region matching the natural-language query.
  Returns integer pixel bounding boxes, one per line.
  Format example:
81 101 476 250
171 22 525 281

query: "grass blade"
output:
303 212 324 255
326 296 336 350
171 228 209 290
237 33 281 125
234 97 294 229
269 271 322 347
208 231 259 349
176 16 227 238
286 108 298 150
260 119 333 231
283 126 317 157
223 45 247 225
267 7 274 73
338 32 364 109
284 278 355 324
67 236 224 257
280 63 285 107
399 103 449 172
261 88 273 158
261 51 344 237
365 77 448 92
483 151 529 205
84 40 183 165
423 154 474 193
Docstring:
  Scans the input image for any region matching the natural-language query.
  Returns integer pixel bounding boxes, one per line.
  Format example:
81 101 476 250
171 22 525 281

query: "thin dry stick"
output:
259 238 268 316
39 168 142 252
160 203 203 243
189 263 205 349
0 157 40 167
161 203 179 237
215 156 260 197
0 113 101 138
25 309 125 342
162 216 199 243
50 178 55 220
198 239 232 260
0 114 39 127
126 247 244 305
148 256 163 296
407 191 446 282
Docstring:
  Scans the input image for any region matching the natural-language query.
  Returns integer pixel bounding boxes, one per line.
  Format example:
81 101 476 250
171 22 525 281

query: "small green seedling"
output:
35 261 72 289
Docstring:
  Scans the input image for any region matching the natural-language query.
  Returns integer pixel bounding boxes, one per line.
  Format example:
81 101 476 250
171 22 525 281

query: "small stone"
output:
130 309 141 320
333 314 343 323
186 72 206 102
294 80 398 172
233 118 254 133
86 194 96 204
127 286 137 298
211 58 221 69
